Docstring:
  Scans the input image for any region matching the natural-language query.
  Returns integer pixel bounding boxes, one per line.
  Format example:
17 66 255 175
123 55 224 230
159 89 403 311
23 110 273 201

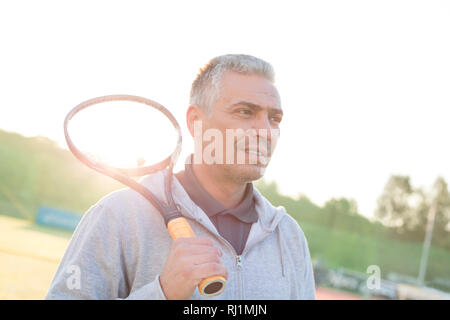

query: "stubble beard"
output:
220 161 269 185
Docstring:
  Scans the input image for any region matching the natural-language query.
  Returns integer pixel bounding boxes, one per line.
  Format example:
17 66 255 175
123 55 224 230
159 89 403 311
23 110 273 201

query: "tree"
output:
375 174 450 248
323 197 359 228
374 175 417 231
429 177 450 248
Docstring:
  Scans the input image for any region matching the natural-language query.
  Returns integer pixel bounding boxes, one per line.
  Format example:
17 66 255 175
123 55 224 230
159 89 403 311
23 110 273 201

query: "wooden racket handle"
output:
167 217 226 297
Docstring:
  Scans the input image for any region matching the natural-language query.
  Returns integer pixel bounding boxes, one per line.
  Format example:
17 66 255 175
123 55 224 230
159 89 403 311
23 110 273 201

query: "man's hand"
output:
159 237 228 300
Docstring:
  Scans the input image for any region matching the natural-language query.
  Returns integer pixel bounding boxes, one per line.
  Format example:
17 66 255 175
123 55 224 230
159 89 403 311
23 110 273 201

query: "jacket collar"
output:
172 171 286 234
140 169 287 248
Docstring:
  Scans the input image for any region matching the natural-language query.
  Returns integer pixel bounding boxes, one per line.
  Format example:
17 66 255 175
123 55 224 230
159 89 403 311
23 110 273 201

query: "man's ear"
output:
186 105 205 138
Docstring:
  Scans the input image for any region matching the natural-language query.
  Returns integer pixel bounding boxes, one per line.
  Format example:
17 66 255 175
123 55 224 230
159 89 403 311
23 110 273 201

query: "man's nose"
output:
251 113 274 137
253 112 273 132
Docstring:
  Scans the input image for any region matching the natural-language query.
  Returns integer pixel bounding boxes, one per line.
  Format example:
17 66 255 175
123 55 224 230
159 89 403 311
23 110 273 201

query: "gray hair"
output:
190 54 275 117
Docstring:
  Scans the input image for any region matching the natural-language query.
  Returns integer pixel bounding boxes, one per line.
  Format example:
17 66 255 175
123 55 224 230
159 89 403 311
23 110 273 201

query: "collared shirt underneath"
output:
174 156 258 255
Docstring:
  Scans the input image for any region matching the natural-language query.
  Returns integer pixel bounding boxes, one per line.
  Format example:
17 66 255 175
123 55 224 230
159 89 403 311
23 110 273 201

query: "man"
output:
46 54 316 299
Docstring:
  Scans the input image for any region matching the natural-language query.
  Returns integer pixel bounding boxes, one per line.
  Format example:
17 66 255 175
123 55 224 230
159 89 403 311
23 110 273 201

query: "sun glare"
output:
67 100 179 169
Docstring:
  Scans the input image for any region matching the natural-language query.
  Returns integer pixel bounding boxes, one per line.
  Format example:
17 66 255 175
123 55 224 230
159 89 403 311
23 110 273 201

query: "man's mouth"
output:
234 135 273 165
244 148 268 157
237 146 271 165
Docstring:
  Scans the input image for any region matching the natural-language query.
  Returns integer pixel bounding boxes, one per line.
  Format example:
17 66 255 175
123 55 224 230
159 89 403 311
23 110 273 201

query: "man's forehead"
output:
218 72 282 109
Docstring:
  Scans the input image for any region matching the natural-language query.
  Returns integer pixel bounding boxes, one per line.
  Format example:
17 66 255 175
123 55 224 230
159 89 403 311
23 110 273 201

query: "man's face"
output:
200 71 283 183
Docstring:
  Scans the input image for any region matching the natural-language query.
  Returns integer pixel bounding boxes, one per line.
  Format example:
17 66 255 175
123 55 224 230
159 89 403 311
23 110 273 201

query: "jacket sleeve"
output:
45 203 167 300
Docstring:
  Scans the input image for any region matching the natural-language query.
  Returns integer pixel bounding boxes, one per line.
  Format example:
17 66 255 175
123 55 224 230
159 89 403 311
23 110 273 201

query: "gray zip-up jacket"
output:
46 170 316 299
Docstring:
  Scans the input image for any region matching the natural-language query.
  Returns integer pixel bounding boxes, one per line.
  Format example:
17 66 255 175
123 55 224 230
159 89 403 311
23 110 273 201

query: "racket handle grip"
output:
167 217 227 297
167 216 195 238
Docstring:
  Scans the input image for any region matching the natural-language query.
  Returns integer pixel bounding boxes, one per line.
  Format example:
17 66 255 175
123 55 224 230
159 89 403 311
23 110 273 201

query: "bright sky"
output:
1 0 449 218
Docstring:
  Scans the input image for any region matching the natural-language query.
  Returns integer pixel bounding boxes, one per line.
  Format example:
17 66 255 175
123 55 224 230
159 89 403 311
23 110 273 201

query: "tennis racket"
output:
64 94 226 297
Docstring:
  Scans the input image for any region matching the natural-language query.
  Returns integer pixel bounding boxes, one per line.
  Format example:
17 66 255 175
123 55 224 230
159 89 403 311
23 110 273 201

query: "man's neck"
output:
191 163 247 209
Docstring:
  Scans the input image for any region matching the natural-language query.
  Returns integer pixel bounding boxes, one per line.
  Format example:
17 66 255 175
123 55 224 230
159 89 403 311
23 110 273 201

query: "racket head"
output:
64 95 182 177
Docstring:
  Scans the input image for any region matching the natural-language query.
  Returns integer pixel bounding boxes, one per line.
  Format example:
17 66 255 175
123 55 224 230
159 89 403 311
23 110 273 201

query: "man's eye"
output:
238 109 252 115
270 116 282 123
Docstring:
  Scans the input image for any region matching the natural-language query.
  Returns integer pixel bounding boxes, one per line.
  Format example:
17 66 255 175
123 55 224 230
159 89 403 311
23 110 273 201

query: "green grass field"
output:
0 215 72 299
300 220 450 286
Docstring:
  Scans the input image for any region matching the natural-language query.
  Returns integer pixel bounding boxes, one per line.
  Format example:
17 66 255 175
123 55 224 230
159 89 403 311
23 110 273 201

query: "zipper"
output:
236 255 243 299
209 229 273 300
196 219 244 299
214 232 244 299
190 215 272 299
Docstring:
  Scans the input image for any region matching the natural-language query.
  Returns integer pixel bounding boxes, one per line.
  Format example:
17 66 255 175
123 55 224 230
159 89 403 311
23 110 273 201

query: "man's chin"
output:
224 163 268 183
